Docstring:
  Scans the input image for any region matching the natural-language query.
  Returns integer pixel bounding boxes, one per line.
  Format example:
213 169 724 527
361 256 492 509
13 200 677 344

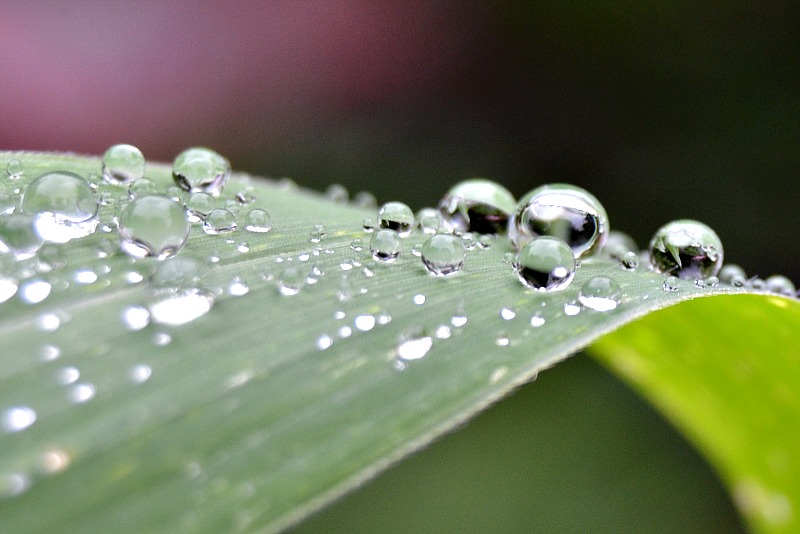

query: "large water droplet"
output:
370 229 402 263
203 208 237 234
578 276 621 311
510 184 608 258
438 179 516 234
649 219 723 280
172 147 231 197
19 279 51 304
244 208 272 233
377 202 414 237
0 214 43 260
102 144 145 185
420 234 466 276
515 236 576 291
117 196 190 259
21 171 99 243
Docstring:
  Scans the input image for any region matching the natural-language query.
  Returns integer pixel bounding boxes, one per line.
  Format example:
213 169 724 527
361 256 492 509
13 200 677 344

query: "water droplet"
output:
370 229 402 263
235 189 255 205
563 301 581 316
39 344 61 361
529 312 545 327
309 224 327 243
73 269 98 285
152 332 172 346
415 208 442 235
354 314 376 332
663 275 681 292
203 208 237 235
324 184 349 204
578 276 621 311
69 383 96 404
121 305 150 331
21 171 99 243
244 208 272 233
620 250 640 270
719 264 746 285
1 406 37 432
438 179 516 234
19 279 51 304
362 217 376 233
502 252 514 264
337 325 353 338
413 293 426 305
377 202 414 237
316 334 333 351
102 144 145 184
0 473 30 498
604 231 638 259
434 325 452 339
495 332 510 346
172 147 231 197
515 236 576 291
510 184 608 258
277 267 306 296
185 192 216 222
5 158 24 180
39 448 72 474
451 311 468 328
395 330 433 362
500 307 516 320
149 290 214 326
0 214 43 260
118 195 190 259
353 191 378 209
236 242 250 254
55 366 80 385
420 234 466 276
350 238 363 251
765 275 796 297
649 219 724 280
0 277 18 303
128 178 157 199
227 277 249 296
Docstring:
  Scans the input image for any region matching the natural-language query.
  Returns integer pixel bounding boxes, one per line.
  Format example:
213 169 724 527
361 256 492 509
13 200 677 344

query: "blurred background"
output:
2 1 798 531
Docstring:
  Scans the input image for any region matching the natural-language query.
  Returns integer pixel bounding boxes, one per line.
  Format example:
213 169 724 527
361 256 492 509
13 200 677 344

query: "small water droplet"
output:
354 314 376 332
73 269 98 285
21 171 99 243
35 312 61 332
0 473 31 498
439 179 516 234
421 234 466 276
413 293 426 305
500 307 516 320
370 229 402 263
149 291 214 326
102 144 145 184
362 217 376 233
350 238 363 251
502 252 515 264
663 275 681 292
235 189 255 205
128 178 157 199
277 267 306 296
0 277 18 303
39 344 61 361
152 332 172 347
620 251 640 270
434 324 452 339
510 184 608 258
0 214 43 260
69 383 96 404
309 224 327 243
19 279 51 304
649 219 724 280
118 195 190 259
415 208 442 235
1 406 37 432
5 158 24 180
353 191 378 209
395 330 433 363
530 312 546 327
39 448 72 474
121 305 150 331
515 236 576 291
324 184 349 204
203 208 237 235
55 366 80 385
451 311 468 328
172 147 231 197
719 264 746 285
337 325 353 338
604 231 638 259
378 202 414 237
495 332 510 346
243 208 272 233
563 301 581 316
185 192 216 222
578 276 621 311
316 334 333 351
227 277 249 296
765 275 796 297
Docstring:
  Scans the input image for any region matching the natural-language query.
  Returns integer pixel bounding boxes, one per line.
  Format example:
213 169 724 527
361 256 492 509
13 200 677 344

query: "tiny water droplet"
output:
5 158 24 180
244 208 272 233
415 207 442 235
362 217 376 233
69 383 96 404
19 279 51 304
337 325 353 338
203 208 237 235
120 305 150 331
324 184 349 204
604 231 638 260
1 406 37 432
128 178 157 199
495 332 510 346
0 277 18 303
502 252 515 264
515 236 576 291
0 473 31 498
510 184 608 258
438 179 515 234
370 229 402 263
749 278 767 290
316 334 333 351
353 191 378 209
73 268 98 285
227 277 249 296
309 224 326 243
451 311 468 328
39 344 61 361
500 307 516 320
434 324 452 339
663 275 681 292
350 238 363 251
765 275 796 297
719 264 746 285
563 301 581 316
102 144 145 184
235 189 255 205
21 172 99 243
395 330 433 362
413 293 426 305
172 147 230 197
578 276 621 311
55 366 80 385
39 448 72 474
118 195 190 259
620 251 640 271
378 202 414 237
530 312 545 327
649 219 724 280
129 364 152 384
420 234 466 276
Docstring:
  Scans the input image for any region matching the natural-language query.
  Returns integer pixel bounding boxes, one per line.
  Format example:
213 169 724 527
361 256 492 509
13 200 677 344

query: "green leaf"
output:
0 152 797 533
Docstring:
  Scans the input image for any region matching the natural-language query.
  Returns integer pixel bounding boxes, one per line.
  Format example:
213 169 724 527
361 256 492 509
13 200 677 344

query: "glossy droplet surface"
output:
420 234 466 276
765 275 796 297
203 208 237 235
185 192 215 222
510 184 608 258
102 144 145 184
649 219 724 280
172 147 230 197
438 179 516 234
604 231 638 260
415 208 442 235
128 178 157 199
719 264 746 285
578 276 621 311
5 159 24 180
117 195 190 259
21 171 98 243
377 202 414 237
515 236 575 291
370 229 402 263
244 208 272 233
0 214 43 260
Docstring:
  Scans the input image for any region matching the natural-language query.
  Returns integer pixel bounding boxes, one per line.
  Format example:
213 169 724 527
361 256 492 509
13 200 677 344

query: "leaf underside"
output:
0 152 797 533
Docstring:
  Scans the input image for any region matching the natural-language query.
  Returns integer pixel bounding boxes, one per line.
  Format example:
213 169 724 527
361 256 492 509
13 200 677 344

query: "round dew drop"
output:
21 171 99 243
5 158 24 180
415 207 442 235
102 144 145 185
172 147 231 197
578 276 621 312
438 178 516 234
515 236 576 291
510 183 608 258
244 208 272 233
603 230 638 260
649 219 723 280
765 275 796 297
420 234 466 276
370 229 402 263
0 214 43 260
128 178 157 199
377 202 414 237
203 208 237 235
117 195 190 259
185 192 216 222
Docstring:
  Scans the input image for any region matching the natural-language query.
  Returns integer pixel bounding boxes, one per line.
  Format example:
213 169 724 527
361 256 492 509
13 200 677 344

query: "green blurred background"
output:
3 1 798 531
